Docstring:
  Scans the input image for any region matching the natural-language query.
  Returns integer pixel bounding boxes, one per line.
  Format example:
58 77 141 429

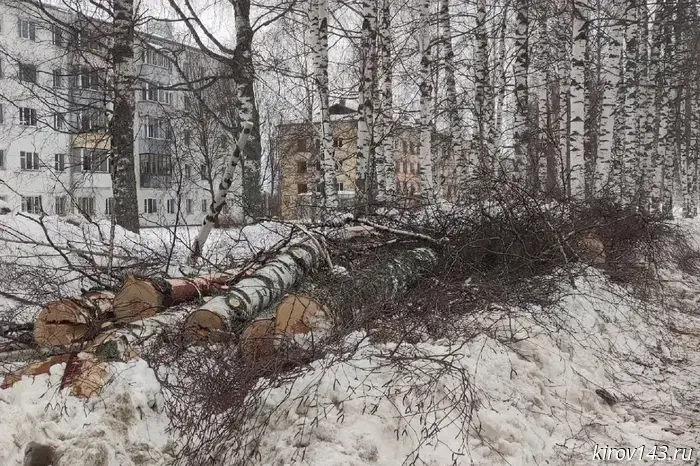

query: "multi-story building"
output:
278 105 457 219
0 1 243 226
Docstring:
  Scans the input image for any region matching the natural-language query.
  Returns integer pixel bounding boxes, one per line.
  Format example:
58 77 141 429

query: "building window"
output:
144 198 158 214
77 109 106 132
333 137 343 148
167 199 175 214
201 199 208 213
403 161 408 174
296 138 307 152
19 107 37 126
0 104 3 124
297 160 307 174
52 25 63 46
337 182 344 191
78 148 110 172
21 196 42 214
54 153 65 171
78 197 95 215
54 113 65 131
143 49 172 69
20 151 40 170
0 150 4 169
142 82 173 105
19 63 37 83
54 196 67 215
184 164 192 177
403 141 408 154
143 116 170 140
200 164 207 180
184 130 191 146
105 197 114 216
52 69 62 87
395 161 400 173
186 199 193 214
80 68 100 90
297 183 308 194
18 20 36 41
140 153 172 187
183 95 192 110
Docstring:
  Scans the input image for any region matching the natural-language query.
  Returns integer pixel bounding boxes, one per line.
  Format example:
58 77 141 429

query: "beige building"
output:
278 118 457 219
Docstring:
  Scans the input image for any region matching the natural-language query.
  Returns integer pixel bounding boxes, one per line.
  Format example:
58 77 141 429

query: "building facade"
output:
278 116 457 219
0 1 242 226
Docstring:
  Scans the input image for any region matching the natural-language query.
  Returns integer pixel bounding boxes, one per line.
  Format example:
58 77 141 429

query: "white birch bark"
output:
111 0 140 233
190 123 254 261
355 0 378 196
513 0 529 184
439 0 464 197
377 0 395 198
622 0 639 201
569 0 588 198
596 4 624 193
311 0 339 208
473 0 495 178
418 0 434 200
493 10 507 175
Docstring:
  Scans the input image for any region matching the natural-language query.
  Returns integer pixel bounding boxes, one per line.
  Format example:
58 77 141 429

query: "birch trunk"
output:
473 0 494 178
312 0 339 208
513 0 529 184
111 0 140 233
439 0 463 197
233 0 264 217
493 10 507 176
569 0 588 198
622 0 639 201
418 0 434 200
189 123 253 262
597 6 622 194
377 0 395 198
185 240 322 334
355 0 378 198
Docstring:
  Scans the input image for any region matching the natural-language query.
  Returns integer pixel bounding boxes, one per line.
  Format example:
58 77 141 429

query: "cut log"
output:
239 317 277 363
112 271 243 321
34 291 114 348
273 247 438 339
185 240 322 337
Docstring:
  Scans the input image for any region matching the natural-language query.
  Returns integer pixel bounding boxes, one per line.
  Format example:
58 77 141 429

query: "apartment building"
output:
0 1 243 226
278 112 457 219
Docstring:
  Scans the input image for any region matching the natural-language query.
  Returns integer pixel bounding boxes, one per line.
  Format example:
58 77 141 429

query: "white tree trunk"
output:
311 0 339 208
513 0 529 184
190 123 253 262
111 0 140 233
377 0 395 198
569 0 588 198
418 0 434 200
622 0 639 202
356 0 378 196
439 0 463 199
473 0 495 178
595 4 624 193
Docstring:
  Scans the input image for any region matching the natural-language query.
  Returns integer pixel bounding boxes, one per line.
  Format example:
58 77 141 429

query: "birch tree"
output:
355 0 378 198
513 0 529 185
376 0 395 199
569 0 588 198
473 0 495 178
417 0 434 199
311 0 339 208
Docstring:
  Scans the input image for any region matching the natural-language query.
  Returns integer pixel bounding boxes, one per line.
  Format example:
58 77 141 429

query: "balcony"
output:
140 174 172 188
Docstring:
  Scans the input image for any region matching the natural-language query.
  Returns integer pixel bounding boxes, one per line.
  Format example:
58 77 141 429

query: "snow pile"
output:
0 359 174 466
241 271 700 465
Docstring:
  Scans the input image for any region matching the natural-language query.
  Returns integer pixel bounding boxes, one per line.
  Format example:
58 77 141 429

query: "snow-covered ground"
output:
1 217 700 465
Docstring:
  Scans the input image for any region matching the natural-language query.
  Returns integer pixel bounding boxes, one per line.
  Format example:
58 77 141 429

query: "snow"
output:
0 359 173 465
2 216 700 465
239 270 700 465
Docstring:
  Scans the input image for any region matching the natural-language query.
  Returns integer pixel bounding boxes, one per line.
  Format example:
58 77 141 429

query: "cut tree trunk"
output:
238 247 438 359
34 291 115 348
185 240 322 338
112 271 240 321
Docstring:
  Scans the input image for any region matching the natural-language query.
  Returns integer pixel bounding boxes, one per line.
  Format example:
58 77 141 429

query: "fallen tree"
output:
185 239 323 337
